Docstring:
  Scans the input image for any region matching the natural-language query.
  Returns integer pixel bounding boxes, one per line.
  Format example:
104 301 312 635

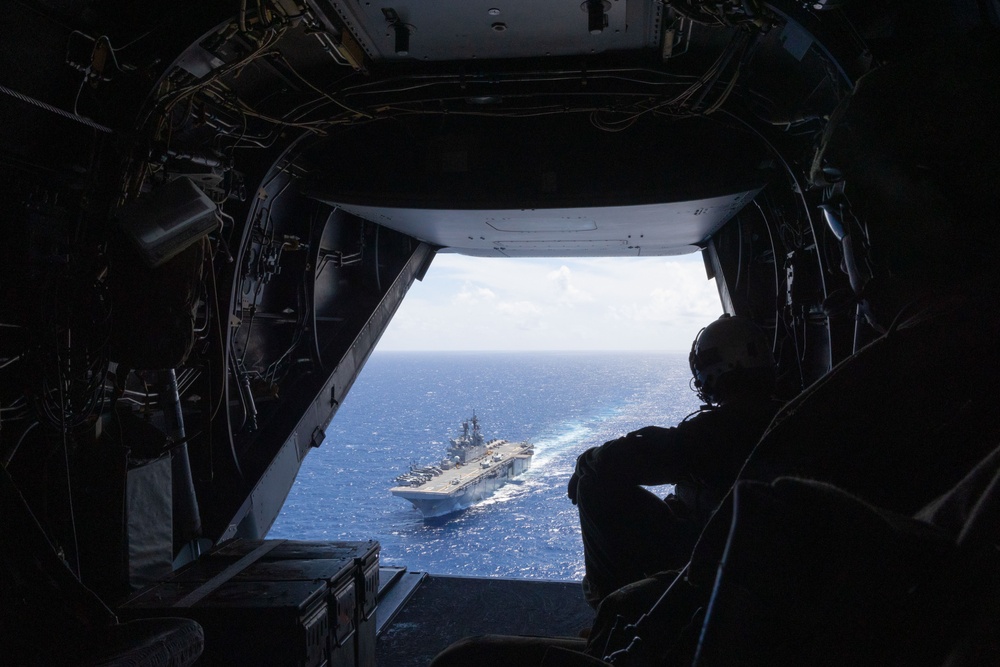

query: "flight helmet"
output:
689 314 775 405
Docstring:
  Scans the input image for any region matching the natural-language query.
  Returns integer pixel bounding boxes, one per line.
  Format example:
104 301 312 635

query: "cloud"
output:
449 276 546 332
546 265 593 304
496 300 544 330
611 287 716 323
376 255 723 351
496 300 542 317
607 261 719 324
453 284 496 305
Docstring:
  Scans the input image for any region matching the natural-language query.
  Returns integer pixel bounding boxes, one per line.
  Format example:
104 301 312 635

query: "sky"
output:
375 252 723 352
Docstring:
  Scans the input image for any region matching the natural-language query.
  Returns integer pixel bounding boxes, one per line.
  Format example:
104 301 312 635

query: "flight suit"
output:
568 397 781 605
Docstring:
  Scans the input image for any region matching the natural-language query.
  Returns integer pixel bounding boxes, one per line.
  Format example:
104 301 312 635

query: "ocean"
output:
268 351 703 581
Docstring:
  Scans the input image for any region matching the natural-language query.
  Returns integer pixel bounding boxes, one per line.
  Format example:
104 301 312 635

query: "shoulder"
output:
621 424 677 441
682 399 781 432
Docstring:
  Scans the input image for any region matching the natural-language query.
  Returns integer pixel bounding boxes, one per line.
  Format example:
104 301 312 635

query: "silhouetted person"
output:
430 30 1000 667
567 314 780 606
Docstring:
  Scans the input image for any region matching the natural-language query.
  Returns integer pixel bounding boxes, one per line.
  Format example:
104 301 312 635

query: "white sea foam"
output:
525 421 593 469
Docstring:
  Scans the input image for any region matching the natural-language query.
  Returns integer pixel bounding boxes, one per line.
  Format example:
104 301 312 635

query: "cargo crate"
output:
121 578 329 666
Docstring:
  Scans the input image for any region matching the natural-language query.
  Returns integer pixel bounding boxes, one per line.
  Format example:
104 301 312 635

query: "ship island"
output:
390 414 534 519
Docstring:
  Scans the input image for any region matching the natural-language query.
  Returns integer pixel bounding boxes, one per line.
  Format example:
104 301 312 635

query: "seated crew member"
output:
567 314 781 606
431 31 1000 667
599 33 1000 665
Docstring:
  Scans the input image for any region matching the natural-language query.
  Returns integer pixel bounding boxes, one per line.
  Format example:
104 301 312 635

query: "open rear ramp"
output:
377 572 595 667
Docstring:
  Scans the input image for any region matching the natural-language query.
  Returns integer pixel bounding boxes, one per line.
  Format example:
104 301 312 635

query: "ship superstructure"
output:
391 415 534 518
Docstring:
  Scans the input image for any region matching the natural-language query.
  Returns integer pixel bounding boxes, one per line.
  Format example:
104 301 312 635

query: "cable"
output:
719 108 828 301
54 346 81 579
312 31 350 67
68 29 147 67
754 199 782 355
206 246 228 423
207 90 332 134
704 32 757 114
0 397 27 413
335 68 701 98
0 83 113 134
2 421 39 467
137 26 288 139
276 53 370 119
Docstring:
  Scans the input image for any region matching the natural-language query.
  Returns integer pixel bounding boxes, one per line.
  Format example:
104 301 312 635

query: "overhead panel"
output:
300 87 773 259
485 216 598 233
310 0 662 62
330 191 762 257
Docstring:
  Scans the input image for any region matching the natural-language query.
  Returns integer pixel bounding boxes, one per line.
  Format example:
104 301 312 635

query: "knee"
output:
576 472 627 513
575 472 603 507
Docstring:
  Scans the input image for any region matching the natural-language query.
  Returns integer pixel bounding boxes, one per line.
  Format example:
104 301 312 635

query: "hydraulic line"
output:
155 369 202 547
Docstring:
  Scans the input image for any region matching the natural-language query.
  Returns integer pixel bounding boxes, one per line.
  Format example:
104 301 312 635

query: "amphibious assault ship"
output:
391 415 534 518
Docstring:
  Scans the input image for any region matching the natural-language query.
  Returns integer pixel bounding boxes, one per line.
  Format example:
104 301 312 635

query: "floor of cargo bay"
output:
376 569 595 667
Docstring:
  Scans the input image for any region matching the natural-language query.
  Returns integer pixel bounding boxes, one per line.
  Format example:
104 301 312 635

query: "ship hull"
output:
392 448 533 519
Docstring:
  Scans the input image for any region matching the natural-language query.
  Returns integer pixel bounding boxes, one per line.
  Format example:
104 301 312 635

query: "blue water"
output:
268 351 702 581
